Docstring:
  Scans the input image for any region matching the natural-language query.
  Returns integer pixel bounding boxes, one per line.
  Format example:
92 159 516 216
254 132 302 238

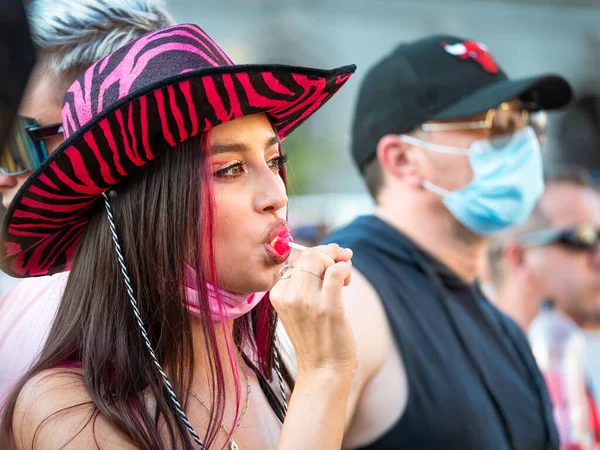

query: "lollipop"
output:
271 231 307 255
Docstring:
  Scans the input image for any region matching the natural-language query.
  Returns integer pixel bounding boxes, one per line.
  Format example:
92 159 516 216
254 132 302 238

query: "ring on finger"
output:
300 267 323 280
278 263 294 280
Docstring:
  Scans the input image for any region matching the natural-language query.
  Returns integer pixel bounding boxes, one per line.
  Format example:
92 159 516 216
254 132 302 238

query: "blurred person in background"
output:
486 165 600 447
0 0 173 404
320 35 572 449
486 166 600 331
547 93 600 415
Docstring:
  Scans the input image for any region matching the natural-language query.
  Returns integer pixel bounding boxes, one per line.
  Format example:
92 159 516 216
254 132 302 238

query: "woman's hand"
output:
270 244 357 376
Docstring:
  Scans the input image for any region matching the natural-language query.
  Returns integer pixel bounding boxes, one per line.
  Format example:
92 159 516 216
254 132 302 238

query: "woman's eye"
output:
267 155 288 173
214 163 247 179
268 159 280 173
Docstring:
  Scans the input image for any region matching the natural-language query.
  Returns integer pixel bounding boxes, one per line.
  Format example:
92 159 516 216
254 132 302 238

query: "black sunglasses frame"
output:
26 122 63 141
519 226 600 252
0 117 63 176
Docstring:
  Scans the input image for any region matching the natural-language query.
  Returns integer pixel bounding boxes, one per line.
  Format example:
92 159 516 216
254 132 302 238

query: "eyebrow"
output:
210 134 280 156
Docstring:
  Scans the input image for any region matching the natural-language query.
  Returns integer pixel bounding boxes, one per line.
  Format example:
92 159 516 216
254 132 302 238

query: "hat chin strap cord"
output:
102 192 204 446
101 192 288 447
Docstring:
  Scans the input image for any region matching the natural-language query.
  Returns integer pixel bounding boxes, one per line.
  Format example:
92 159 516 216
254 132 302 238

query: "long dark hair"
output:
0 132 285 449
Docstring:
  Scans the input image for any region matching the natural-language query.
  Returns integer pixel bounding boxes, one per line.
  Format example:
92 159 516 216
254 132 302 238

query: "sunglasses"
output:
519 224 600 253
420 102 548 143
0 116 63 176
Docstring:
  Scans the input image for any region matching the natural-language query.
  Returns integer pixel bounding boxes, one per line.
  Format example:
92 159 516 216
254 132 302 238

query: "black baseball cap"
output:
352 35 573 171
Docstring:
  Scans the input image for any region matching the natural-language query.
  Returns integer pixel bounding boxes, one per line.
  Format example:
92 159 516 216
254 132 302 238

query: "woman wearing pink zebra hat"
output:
0 24 356 449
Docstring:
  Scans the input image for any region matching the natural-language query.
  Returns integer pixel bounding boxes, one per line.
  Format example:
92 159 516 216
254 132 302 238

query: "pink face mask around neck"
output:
183 264 267 321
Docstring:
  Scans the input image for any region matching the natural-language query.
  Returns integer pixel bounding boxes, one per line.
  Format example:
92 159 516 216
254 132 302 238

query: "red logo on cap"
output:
442 41 499 74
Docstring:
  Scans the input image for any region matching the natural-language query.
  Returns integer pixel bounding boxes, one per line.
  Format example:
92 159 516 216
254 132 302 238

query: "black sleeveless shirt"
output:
323 215 558 450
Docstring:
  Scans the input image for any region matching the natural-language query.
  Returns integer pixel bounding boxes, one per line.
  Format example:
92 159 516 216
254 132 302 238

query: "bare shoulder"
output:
342 268 392 378
13 368 138 449
338 266 409 436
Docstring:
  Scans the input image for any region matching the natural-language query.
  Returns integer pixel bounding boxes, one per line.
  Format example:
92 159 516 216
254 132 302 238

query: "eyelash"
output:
213 154 288 179
269 154 289 171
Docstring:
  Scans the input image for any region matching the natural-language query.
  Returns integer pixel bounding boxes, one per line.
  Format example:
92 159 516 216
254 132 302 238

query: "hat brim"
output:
432 74 572 119
1 63 355 277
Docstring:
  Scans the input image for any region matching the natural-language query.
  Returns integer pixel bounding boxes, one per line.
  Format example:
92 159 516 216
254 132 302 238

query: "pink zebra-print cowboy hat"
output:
0 23 356 277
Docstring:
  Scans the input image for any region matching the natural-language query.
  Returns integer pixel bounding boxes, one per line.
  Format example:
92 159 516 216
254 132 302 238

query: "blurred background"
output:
158 0 600 230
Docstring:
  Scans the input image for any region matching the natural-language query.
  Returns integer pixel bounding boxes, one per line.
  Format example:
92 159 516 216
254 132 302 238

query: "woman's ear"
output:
376 134 422 189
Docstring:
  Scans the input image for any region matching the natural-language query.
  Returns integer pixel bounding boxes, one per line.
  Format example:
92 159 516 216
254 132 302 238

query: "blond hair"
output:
28 0 174 76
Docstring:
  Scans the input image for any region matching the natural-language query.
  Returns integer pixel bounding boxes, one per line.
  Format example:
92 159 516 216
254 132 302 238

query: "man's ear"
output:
376 134 422 188
503 238 527 276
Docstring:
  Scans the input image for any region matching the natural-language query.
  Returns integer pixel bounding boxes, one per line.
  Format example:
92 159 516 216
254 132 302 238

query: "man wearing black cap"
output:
324 36 572 449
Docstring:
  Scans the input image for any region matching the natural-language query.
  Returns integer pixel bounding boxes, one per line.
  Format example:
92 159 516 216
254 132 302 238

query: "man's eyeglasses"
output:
419 102 548 142
519 224 600 253
0 116 63 176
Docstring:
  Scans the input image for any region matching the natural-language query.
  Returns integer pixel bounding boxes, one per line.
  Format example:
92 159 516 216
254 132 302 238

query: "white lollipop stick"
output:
288 242 308 251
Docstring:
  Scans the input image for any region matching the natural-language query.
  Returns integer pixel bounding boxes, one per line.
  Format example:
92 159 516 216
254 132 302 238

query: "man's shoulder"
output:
480 295 530 345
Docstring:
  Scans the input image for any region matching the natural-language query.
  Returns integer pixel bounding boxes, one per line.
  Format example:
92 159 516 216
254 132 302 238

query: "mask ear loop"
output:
102 192 205 448
422 180 452 197
399 134 482 196
399 134 471 155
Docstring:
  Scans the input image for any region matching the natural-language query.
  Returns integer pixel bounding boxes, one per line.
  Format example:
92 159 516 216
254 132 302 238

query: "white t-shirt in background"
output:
0 273 67 404
584 330 600 407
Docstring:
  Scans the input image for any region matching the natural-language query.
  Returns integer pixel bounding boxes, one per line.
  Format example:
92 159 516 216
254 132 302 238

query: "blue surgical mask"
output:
399 126 544 235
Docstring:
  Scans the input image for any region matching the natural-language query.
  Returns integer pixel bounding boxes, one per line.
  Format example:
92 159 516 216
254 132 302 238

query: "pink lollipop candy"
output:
272 231 293 255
